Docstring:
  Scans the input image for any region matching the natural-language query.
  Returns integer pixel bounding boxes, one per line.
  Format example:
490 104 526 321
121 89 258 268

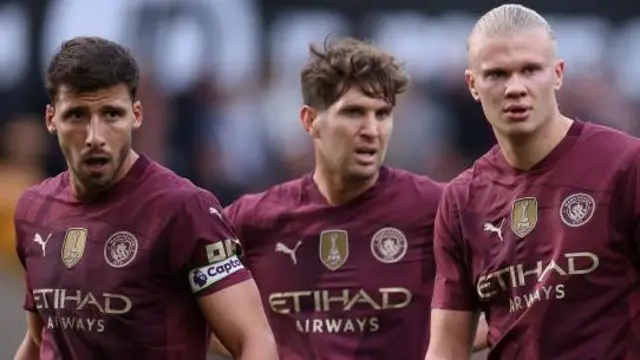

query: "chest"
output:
244 207 434 294
459 181 634 302
18 209 169 303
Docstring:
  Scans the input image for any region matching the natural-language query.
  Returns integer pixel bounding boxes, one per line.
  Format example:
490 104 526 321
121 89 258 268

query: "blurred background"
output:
0 0 639 358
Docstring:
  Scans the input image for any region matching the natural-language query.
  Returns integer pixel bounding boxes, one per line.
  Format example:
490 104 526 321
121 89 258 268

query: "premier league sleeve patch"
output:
188 255 245 293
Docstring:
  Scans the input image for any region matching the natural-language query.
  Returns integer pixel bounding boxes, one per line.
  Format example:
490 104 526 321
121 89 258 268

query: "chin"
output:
346 165 380 181
77 172 116 192
495 120 542 138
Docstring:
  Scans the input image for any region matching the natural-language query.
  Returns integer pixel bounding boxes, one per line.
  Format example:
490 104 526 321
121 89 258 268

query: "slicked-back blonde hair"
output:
468 4 556 54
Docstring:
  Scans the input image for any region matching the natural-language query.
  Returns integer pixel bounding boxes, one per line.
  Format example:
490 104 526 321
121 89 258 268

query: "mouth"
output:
503 105 532 121
354 147 378 165
82 156 111 173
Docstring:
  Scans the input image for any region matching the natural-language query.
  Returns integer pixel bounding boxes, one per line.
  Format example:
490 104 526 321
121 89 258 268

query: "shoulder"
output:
442 160 483 210
572 122 640 180
15 173 67 221
577 122 640 161
225 177 305 227
384 167 444 207
143 163 224 215
582 121 639 142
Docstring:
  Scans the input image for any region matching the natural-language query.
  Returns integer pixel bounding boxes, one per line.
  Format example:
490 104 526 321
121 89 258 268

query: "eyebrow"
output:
482 61 544 73
101 104 128 113
60 104 127 117
60 105 86 118
339 103 393 112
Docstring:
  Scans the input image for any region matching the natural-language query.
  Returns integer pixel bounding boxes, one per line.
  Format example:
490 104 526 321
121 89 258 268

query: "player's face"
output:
306 87 394 181
45 84 142 193
465 28 564 137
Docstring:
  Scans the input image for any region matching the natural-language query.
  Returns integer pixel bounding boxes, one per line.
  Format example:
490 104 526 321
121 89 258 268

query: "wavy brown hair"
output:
300 36 409 110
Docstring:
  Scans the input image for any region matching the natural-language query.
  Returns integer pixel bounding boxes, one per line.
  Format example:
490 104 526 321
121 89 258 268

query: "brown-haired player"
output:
12 36 277 360
211 36 488 359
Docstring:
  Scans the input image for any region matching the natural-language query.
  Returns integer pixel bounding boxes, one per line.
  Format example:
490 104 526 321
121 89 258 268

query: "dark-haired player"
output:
13 36 277 360
427 4 640 360
211 37 487 360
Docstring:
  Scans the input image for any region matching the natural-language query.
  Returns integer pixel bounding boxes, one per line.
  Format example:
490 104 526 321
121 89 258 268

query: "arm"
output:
209 334 232 358
13 312 43 360
427 310 479 360
425 183 481 360
199 280 276 360
173 190 277 360
472 313 489 352
208 201 246 359
14 198 42 360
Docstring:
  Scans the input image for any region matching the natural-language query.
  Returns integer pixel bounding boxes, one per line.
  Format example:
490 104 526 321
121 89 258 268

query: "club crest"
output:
104 231 139 268
511 197 538 238
560 193 595 227
370 227 408 263
319 230 349 271
61 228 88 268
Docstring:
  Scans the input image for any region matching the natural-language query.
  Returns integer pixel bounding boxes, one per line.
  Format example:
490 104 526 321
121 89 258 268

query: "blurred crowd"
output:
1 0 639 270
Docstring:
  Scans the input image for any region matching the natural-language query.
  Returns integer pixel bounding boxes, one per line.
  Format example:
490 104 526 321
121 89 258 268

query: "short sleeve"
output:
17 243 36 312
616 151 640 261
431 184 480 311
14 194 36 312
169 189 252 297
223 199 243 239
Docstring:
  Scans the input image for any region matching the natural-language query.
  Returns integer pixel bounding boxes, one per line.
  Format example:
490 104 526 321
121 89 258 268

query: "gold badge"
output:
319 230 349 271
511 197 538 238
61 228 88 268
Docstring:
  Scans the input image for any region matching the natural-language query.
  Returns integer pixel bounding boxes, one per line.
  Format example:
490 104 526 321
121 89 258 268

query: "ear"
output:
132 100 143 130
554 59 565 91
299 105 320 138
465 69 480 102
45 105 56 133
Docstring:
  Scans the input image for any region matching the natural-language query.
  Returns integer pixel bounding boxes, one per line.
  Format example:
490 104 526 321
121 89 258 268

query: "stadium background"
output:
0 0 638 358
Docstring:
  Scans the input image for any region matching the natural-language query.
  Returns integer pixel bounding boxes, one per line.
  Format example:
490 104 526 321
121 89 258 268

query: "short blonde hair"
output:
469 4 555 49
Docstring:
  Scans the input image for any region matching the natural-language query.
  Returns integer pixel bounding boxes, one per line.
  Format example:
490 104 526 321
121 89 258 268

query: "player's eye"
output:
376 109 392 120
341 107 365 117
105 111 119 119
485 70 507 80
65 110 86 122
522 66 540 75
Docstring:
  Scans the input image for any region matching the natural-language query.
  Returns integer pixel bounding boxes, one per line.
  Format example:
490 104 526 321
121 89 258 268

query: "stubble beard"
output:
70 145 130 197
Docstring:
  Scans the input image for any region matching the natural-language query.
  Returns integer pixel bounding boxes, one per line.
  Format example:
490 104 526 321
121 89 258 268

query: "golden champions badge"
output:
319 230 349 271
511 197 538 238
61 228 88 268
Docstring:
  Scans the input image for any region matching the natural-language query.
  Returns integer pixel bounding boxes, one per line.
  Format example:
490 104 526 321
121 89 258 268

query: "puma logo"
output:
209 207 222 219
275 241 302 265
33 233 52 257
483 219 505 242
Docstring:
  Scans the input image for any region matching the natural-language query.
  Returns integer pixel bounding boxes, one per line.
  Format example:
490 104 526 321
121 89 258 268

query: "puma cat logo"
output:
275 241 303 265
33 233 52 257
483 218 505 242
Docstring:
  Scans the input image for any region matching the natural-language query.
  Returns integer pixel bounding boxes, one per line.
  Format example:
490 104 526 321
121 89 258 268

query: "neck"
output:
496 114 573 171
71 150 139 200
312 164 379 206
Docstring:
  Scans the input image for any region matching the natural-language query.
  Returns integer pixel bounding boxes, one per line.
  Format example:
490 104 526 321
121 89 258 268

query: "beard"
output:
69 143 131 197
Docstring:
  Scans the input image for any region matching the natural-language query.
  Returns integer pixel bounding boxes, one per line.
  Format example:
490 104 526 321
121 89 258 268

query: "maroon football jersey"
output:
432 121 640 359
14 155 251 360
224 167 442 360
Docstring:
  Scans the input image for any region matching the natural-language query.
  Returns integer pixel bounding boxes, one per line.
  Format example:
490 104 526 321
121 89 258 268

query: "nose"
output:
85 117 107 149
360 113 380 138
504 75 527 98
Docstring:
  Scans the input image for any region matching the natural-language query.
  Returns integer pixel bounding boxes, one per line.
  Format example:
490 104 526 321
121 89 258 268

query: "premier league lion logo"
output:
193 269 208 288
